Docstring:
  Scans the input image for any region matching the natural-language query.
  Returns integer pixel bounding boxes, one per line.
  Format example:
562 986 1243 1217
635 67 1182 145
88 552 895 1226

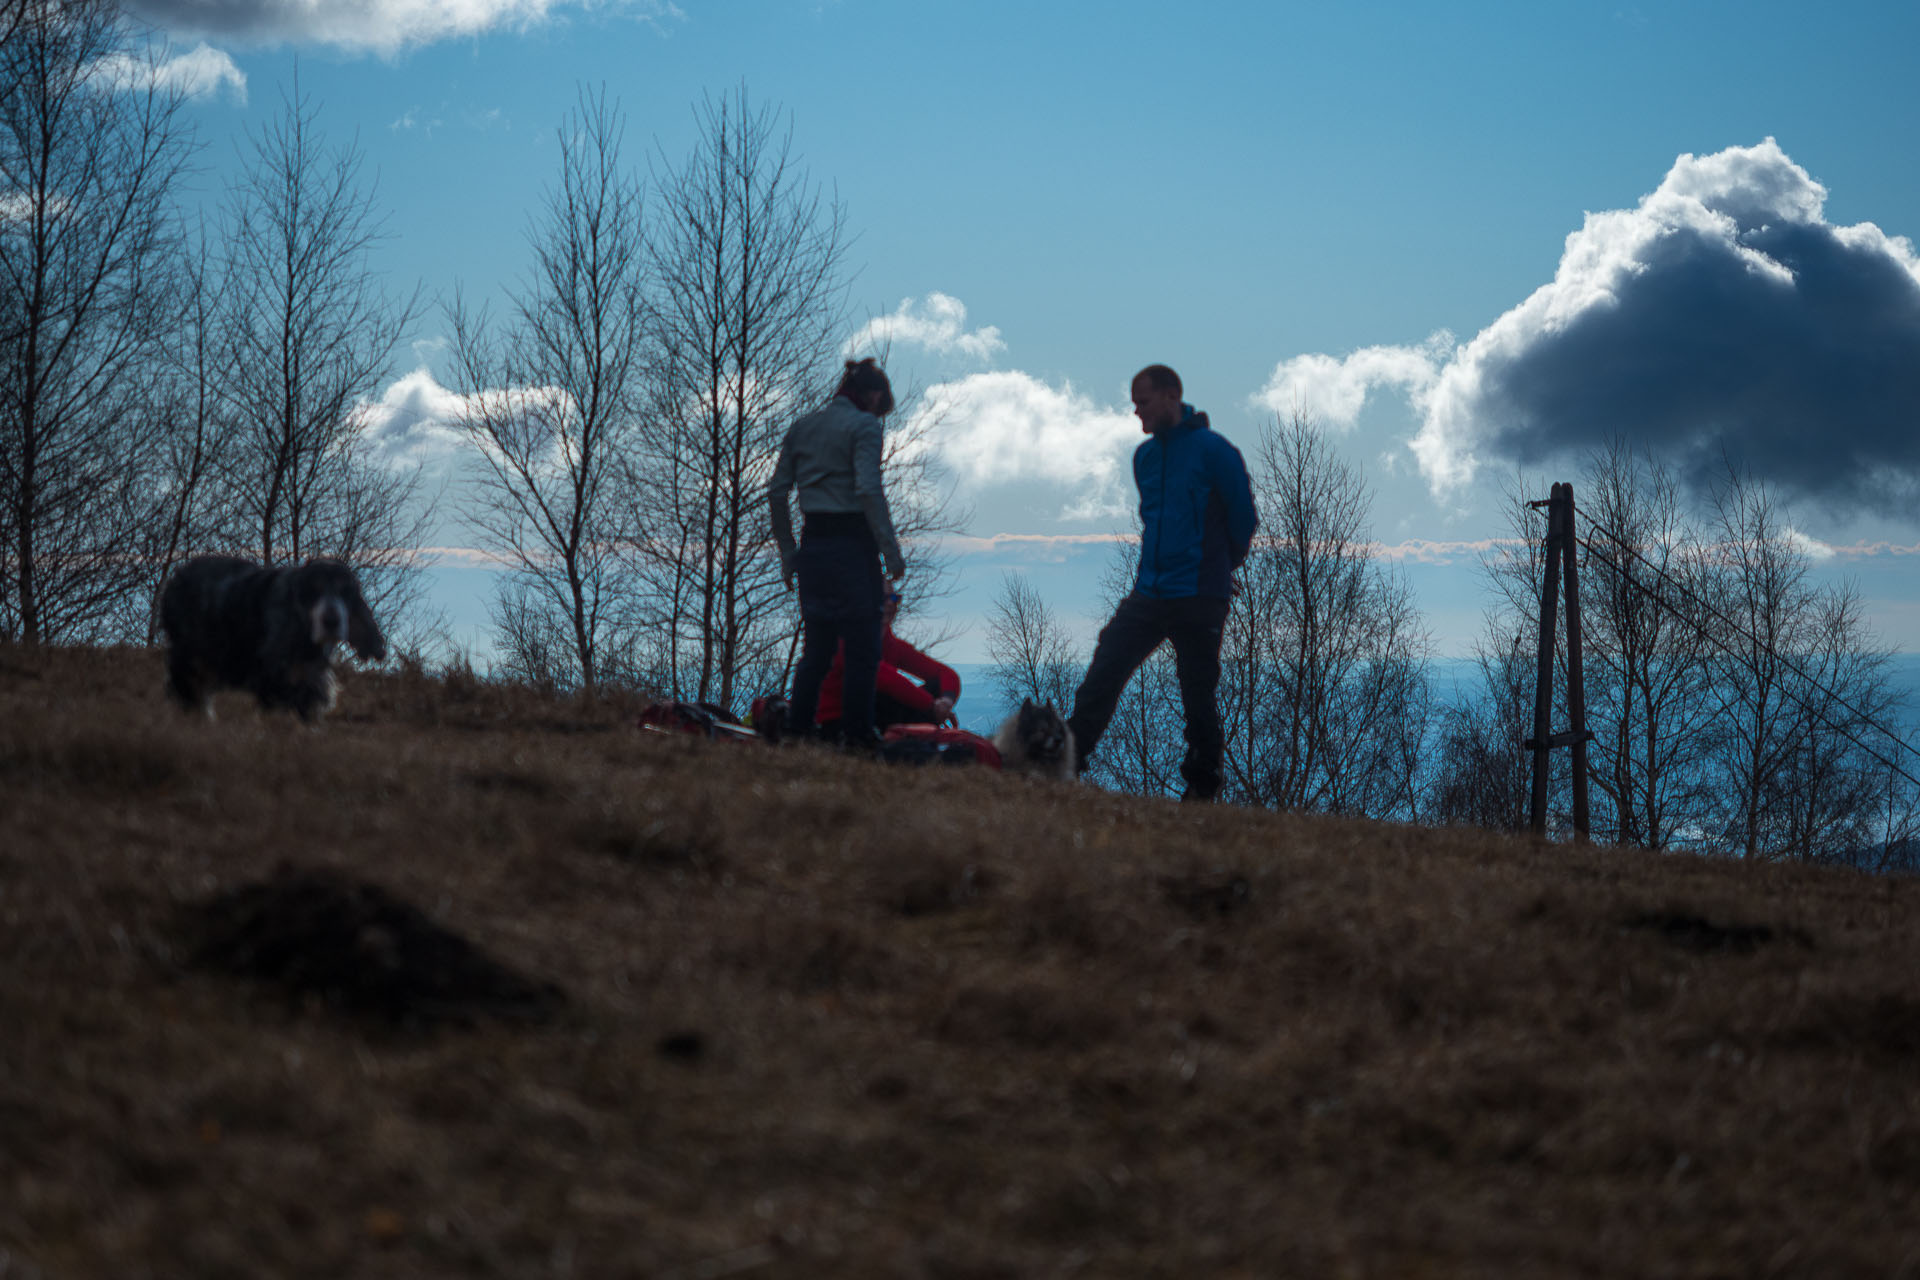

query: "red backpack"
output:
878 723 1002 770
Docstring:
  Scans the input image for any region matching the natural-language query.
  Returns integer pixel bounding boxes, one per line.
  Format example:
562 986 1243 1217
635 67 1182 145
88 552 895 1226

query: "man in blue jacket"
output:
1068 364 1258 802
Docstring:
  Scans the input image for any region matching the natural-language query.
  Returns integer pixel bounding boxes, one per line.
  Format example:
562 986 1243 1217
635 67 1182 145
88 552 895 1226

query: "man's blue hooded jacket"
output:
1132 406 1258 599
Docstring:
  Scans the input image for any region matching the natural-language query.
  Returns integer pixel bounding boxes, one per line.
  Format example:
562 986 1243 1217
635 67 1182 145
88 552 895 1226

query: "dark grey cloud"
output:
123 0 683 55
1263 140 1920 515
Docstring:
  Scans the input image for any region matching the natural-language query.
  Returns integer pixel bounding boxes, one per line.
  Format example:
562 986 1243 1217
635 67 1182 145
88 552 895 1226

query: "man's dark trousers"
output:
787 517 884 746
1068 592 1232 799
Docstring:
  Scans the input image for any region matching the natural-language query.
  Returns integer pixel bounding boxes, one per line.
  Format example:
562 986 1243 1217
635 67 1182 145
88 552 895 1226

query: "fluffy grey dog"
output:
159 555 386 722
992 698 1078 782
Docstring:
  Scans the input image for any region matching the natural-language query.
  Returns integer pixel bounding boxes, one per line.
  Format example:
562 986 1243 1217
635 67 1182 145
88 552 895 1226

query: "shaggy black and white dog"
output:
159 555 387 722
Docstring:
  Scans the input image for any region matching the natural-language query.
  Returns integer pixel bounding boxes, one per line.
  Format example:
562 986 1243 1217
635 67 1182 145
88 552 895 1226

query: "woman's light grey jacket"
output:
767 395 905 580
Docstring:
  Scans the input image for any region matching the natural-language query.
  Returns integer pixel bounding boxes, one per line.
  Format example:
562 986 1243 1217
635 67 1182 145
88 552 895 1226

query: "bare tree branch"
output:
1229 413 1431 817
213 71 427 627
984 570 1080 719
631 85 849 711
0 0 194 642
447 85 648 690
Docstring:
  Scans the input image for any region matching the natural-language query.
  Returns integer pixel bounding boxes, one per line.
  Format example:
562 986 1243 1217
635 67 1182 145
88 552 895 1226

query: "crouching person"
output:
816 587 959 740
768 358 906 750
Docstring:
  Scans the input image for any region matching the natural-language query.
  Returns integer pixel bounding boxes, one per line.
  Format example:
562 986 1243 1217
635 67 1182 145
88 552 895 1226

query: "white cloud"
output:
1784 527 1837 561
415 545 518 568
123 0 684 56
87 43 247 102
390 107 439 136
907 370 1138 521
1810 542 1920 558
360 366 598 490
847 292 1006 363
930 531 1523 567
1364 537 1524 564
0 194 49 224
1253 331 1453 429
939 532 1135 556
358 366 476 467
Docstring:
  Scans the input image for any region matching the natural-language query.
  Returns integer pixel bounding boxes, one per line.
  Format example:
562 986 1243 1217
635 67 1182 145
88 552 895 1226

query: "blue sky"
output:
124 0 1920 664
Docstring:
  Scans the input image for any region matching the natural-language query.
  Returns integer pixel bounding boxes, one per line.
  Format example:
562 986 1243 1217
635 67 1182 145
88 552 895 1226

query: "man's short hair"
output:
1132 364 1182 397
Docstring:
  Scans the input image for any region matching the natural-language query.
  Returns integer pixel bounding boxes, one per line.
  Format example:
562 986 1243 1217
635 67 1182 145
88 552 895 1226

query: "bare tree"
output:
1574 441 1721 848
0 0 193 642
1217 500 1299 806
215 75 426 617
635 85 850 711
134 217 233 641
1699 468 1906 862
984 570 1080 718
1863 753 1920 874
1771 584 1902 862
1427 623 1533 832
0 1 27 48
447 86 648 690
1075 539 1184 798
1233 413 1430 817
486 578 578 692
1701 470 1818 858
1474 456 1916 859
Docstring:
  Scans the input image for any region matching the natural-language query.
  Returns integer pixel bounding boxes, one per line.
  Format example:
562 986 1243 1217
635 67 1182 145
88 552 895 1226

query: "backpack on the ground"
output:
636 700 758 743
877 723 1002 770
748 695 791 743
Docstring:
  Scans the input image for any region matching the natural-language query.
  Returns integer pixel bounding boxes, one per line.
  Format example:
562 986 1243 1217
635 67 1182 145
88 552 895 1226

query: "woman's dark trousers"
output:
786 517 885 747
819 692 937 742
1066 592 1231 800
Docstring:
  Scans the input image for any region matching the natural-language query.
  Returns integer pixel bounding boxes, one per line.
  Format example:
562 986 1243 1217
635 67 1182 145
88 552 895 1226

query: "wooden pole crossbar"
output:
1527 482 1592 839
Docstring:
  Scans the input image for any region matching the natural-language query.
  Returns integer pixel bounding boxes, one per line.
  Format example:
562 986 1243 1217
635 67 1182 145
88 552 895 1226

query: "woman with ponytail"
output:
767 357 905 749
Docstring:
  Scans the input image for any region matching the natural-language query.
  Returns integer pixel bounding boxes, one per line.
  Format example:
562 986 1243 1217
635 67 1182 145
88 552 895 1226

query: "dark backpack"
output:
636 700 757 743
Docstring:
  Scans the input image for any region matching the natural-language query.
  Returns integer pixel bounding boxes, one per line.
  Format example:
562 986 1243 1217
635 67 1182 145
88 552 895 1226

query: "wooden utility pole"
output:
1526 483 1592 838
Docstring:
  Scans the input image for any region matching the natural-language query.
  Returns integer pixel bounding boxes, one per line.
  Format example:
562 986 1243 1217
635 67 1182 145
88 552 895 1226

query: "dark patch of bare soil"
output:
1622 908 1811 953
1158 869 1253 918
187 864 565 1029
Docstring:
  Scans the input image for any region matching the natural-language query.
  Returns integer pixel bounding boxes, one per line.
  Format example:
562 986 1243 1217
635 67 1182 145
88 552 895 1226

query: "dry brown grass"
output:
4 641 1919 1278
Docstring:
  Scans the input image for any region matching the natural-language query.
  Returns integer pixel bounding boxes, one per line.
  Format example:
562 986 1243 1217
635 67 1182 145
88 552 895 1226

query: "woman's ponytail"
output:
835 357 895 416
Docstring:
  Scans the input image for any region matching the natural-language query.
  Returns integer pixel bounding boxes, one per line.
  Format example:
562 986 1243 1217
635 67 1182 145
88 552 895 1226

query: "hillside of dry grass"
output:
3 641 1919 1278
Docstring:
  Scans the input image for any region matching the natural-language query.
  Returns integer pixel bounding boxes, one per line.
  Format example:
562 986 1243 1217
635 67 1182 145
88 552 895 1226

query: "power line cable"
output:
1578 511 1913 754
1569 512 1920 793
1566 534 1763 756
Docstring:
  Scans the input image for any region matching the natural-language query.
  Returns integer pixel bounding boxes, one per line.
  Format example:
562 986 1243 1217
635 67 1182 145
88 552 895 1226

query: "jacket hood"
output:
1148 404 1205 436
